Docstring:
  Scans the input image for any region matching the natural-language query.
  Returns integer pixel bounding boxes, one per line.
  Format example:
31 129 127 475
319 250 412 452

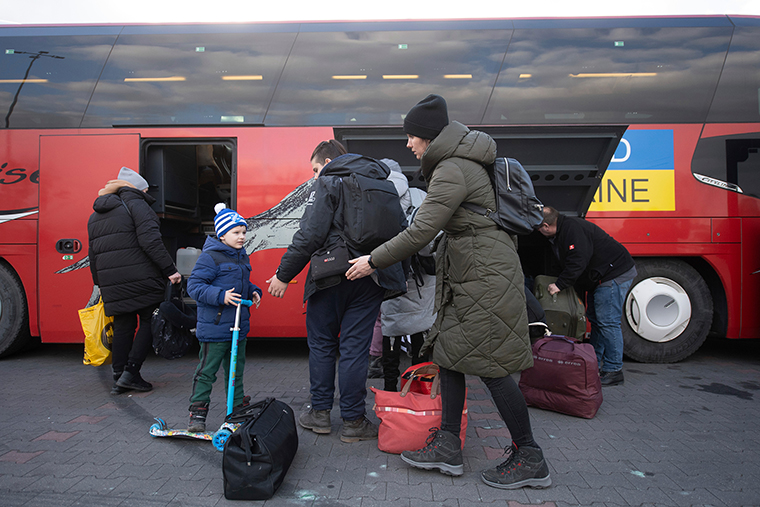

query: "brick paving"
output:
1 336 759 506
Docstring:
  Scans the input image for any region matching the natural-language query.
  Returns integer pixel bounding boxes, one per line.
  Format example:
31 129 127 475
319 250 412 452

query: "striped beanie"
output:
214 203 246 238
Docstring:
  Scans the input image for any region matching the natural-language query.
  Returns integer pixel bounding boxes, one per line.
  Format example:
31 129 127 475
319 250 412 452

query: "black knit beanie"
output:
403 94 449 140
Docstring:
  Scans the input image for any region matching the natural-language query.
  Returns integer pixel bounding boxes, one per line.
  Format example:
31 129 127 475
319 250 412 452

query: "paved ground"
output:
1 335 759 507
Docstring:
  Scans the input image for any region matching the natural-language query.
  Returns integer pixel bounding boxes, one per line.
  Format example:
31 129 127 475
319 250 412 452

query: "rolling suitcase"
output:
533 275 587 340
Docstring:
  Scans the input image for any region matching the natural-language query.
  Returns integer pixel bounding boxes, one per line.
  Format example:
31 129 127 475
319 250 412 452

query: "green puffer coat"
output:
371 121 533 377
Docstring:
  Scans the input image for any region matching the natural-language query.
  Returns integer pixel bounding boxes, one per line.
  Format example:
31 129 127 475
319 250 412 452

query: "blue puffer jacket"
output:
188 236 262 342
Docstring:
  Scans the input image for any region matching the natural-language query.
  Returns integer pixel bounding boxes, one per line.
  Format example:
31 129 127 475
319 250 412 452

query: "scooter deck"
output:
149 418 239 450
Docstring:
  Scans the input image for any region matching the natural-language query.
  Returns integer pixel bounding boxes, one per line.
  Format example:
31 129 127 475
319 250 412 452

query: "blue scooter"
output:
150 298 254 451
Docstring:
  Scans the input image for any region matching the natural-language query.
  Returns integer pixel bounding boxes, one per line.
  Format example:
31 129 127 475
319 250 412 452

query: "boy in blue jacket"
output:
187 204 262 432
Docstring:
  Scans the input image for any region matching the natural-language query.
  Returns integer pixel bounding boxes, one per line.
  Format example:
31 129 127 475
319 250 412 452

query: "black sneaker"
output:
298 408 331 434
600 370 624 386
340 416 378 443
115 370 153 392
233 395 251 411
188 402 209 432
400 428 463 476
481 445 552 489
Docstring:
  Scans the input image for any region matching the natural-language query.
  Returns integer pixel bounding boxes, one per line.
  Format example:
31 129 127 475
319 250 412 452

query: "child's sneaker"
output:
188 402 209 432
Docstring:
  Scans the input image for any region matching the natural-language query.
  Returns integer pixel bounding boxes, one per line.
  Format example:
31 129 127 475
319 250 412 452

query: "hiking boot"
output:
600 370 624 386
115 370 153 392
340 416 378 443
368 355 383 379
400 428 463 476
188 402 209 433
481 445 552 489
298 408 331 434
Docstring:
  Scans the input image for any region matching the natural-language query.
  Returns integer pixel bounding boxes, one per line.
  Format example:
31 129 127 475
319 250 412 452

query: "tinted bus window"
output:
0 32 117 128
82 27 296 127
484 25 732 124
707 25 760 123
265 27 511 126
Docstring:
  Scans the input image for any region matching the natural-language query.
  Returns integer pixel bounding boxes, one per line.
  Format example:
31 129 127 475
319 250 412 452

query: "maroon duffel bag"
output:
518 335 602 419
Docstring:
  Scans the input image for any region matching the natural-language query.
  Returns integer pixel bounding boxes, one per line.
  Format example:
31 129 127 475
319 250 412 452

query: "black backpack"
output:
461 157 543 235
340 158 406 253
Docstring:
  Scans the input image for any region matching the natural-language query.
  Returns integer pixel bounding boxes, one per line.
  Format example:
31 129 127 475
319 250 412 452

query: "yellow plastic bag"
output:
79 298 114 366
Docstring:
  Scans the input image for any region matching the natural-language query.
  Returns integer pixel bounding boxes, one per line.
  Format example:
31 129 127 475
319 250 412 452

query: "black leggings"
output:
112 304 158 374
439 366 538 449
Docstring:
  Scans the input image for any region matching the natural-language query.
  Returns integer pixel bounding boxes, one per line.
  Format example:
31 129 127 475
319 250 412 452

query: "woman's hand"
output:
346 255 375 281
224 288 242 306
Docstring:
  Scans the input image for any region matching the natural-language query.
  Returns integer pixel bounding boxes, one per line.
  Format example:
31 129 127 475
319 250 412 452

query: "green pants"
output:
190 340 246 407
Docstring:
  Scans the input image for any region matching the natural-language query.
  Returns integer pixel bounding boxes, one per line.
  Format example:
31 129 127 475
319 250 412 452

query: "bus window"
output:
0 27 118 129
82 26 295 127
484 23 732 124
265 24 511 127
707 24 760 123
727 139 760 198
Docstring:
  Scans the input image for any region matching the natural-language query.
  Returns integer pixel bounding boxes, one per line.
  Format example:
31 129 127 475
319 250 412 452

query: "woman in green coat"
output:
347 94 551 490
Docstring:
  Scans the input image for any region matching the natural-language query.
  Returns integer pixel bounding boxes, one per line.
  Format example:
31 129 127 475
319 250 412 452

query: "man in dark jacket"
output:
267 140 406 443
537 206 637 386
88 167 181 394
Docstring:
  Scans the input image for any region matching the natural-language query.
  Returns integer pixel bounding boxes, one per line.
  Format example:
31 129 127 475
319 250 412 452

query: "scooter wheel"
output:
213 429 232 451
149 423 162 436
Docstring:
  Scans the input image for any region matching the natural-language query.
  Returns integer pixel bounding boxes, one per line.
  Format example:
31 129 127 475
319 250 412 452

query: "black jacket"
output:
88 184 177 315
551 214 635 293
276 154 407 302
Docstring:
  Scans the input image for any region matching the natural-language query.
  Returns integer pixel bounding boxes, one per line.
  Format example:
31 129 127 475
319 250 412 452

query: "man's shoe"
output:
368 355 383 379
481 445 552 489
340 416 378 443
400 428 463 476
115 370 153 392
600 370 624 386
188 402 209 433
298 408 331 434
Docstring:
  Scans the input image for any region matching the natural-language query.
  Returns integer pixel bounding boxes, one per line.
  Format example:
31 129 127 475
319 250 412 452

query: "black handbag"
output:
151 282 196 359
310 242 351 289
222 397 298 500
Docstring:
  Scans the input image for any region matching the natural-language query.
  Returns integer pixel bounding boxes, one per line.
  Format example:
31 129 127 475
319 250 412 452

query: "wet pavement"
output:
1 335 759 507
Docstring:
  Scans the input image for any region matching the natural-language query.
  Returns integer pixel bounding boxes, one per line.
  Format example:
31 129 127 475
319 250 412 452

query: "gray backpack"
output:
461 157 544 235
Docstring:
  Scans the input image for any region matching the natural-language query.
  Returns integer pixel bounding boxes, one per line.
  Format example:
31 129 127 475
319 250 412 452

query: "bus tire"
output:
622 258 712 363
0 264 31 358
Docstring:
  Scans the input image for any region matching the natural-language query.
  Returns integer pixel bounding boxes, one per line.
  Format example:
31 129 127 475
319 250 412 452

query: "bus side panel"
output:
235 127 332 338
741 218 760 338
39 134 140 343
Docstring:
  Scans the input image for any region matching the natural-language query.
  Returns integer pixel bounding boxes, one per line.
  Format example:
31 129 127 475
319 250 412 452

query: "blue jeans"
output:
587 279 632 373
305 277 384 420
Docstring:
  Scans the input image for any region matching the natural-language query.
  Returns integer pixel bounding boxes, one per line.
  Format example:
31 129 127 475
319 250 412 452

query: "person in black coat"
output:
537 206 637 386
88 167 181 394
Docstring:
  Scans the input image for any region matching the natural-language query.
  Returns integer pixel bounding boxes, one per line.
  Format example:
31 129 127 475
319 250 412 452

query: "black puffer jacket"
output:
276 154 407 302
88 182 177 315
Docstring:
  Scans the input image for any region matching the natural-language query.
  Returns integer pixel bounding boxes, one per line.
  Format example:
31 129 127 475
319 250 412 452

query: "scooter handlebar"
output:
239 299 254 308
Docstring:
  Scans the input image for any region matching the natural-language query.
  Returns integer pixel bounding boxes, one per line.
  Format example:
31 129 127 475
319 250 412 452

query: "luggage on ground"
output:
518 335 602 419
222 397 298 500
372 362 467 454
533 275 587 340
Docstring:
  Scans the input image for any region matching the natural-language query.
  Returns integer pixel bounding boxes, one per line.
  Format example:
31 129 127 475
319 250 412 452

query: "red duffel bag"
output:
372 362 468 454
518 335 602 419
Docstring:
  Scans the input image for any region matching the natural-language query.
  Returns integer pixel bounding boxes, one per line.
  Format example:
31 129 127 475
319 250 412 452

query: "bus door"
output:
39 134 140 343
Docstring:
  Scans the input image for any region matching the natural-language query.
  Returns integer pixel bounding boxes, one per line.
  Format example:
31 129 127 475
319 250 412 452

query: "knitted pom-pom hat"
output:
213 203 246 238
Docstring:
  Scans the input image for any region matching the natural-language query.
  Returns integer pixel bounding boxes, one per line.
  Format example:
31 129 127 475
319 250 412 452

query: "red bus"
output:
1 16 758 362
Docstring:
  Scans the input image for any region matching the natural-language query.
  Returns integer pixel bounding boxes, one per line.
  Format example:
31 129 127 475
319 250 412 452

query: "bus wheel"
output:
0 264 31 358
622 258 712 363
